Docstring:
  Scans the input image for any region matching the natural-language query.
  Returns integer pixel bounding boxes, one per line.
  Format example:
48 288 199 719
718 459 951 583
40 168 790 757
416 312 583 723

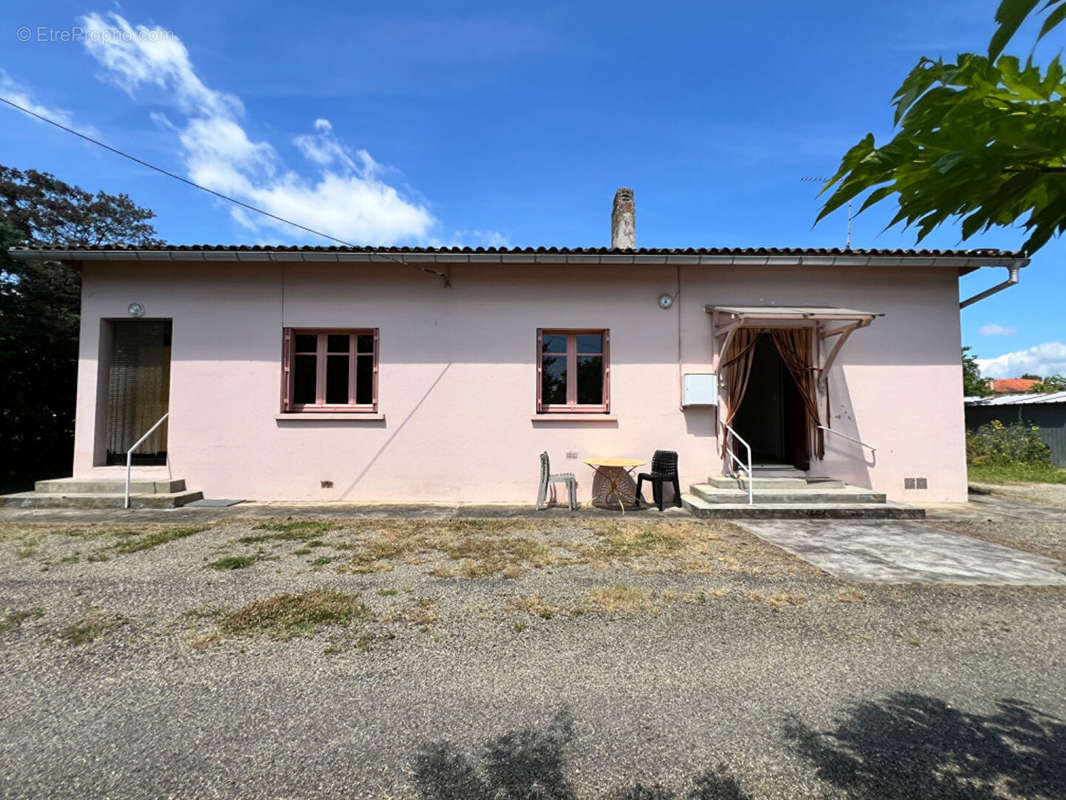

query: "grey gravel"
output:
1 510 1064 799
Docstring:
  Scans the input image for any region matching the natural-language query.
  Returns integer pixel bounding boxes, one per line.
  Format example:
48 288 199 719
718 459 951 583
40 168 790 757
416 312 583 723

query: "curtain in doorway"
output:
770 328 824 459
719 328 760 457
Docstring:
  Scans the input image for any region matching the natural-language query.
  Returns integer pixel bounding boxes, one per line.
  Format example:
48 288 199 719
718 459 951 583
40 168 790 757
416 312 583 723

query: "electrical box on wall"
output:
682 373 718 407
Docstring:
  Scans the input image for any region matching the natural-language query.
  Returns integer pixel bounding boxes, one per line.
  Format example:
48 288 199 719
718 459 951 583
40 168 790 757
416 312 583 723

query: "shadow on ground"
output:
784 692 1066 799
411 695 1066 799
411 708 750 799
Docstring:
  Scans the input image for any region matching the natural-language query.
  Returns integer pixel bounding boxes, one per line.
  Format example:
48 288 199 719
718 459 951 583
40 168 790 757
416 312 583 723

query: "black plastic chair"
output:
636 450 682 511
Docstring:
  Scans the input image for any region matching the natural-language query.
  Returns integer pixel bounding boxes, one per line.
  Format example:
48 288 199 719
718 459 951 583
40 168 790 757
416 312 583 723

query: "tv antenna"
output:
802 176 852 249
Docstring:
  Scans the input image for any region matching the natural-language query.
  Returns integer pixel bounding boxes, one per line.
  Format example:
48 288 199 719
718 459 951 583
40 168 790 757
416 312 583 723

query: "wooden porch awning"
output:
707 305 883 386
706 305 882 321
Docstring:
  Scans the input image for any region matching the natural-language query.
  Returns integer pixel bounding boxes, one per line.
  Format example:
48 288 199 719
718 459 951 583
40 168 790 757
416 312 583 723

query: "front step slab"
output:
707 476 820 490
682 494 924 519
691 484 886 505
0 490 204 509
35 477 187 494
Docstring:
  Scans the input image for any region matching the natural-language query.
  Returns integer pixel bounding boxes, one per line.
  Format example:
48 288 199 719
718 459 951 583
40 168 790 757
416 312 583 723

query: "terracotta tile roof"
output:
990 378 1040 393
8 244 1027 258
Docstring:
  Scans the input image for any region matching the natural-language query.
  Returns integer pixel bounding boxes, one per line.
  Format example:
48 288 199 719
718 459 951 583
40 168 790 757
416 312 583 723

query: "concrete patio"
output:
737 519 1066 585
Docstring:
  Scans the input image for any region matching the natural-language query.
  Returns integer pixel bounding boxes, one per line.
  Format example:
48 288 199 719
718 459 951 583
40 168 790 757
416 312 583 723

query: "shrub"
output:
966 420 1052 466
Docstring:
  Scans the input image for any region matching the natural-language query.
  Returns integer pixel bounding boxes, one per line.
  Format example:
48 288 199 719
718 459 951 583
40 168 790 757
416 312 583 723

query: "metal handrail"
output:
816 425 875 455
125 412 169 509
724 423 754 505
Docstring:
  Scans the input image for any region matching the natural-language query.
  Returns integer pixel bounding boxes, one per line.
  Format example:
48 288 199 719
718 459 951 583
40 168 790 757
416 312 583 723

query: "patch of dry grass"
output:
507 594 563 620
381 596 438 626
220 590 373 640
833 587 867 604
577 584 657 614
751 591 809 609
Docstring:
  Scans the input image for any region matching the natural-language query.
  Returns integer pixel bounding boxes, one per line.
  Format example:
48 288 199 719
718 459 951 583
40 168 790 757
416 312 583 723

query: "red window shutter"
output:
373 328 380 410
535 328 543 413
281 327 293 412
603 329 611 411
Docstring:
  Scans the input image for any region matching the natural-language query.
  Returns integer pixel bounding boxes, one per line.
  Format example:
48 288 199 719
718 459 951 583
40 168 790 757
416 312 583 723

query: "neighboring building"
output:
965 392 1066 467
8 191 1028 504
987 378 1039 394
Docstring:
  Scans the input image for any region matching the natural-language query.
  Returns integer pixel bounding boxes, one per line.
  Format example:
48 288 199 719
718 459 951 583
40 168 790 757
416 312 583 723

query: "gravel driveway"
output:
1 512 1064 799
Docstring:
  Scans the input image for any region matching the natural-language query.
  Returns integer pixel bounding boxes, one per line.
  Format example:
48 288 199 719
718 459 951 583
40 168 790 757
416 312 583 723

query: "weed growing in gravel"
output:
111 526 207 554
207 555 257 571
60 613 126 645
310 556 332 567
1 606 44 632
220 590 373 640
378 588 398 597
249 519 337 541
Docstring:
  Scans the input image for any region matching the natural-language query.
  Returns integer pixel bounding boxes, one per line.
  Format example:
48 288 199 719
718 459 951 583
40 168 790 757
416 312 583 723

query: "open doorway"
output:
730 333 810 470
104 320 172 465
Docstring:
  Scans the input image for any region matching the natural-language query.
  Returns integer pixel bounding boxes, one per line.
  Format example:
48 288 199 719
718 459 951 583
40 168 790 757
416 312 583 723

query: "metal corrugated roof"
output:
965 392 1066 406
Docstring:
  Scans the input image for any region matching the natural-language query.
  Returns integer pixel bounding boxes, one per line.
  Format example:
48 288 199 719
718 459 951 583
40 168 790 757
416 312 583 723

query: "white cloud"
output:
0 69 97 135
79 12 435 245
978 322 1018 336
977 342 1066 378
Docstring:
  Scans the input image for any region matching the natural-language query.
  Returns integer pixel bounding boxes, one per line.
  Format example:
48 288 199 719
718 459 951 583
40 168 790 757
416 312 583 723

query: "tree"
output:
1030 374 1066 392
1021 372 1043 380
0 166 161 487
962 347 992 396
818 1 1066 254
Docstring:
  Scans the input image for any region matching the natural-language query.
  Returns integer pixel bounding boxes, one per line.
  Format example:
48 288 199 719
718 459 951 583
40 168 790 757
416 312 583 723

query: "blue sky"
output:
2 0 1063 377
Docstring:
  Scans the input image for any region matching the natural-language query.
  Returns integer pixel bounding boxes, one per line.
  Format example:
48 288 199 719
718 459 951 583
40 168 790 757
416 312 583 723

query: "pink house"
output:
9 191 1027 506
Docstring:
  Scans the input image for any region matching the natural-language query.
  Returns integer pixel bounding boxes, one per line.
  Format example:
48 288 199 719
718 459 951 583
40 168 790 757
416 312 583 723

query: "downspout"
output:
960 265 1021 308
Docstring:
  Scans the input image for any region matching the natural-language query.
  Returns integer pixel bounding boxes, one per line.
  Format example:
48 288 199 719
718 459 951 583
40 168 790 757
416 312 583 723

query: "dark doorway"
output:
105 320 172 466
731 333 810 470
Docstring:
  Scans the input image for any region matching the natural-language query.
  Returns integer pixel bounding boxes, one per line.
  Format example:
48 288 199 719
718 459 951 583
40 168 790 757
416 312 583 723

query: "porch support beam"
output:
818 319 871 386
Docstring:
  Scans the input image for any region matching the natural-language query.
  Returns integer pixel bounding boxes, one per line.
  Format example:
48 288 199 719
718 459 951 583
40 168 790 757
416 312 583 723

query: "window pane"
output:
294 334 317 353
542 355 567 405
327 334 350 353
356 355 374 404
326 355 349 404
541 334 567 354
357 334 374 353
293 354 317 404
577 355 603 405
577 333 602 354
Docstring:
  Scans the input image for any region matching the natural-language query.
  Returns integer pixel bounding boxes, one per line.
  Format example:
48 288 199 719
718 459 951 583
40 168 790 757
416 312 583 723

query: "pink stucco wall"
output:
72 260 968 503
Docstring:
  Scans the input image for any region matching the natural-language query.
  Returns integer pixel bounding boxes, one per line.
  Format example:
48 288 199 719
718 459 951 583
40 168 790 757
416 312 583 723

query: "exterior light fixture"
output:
658 294 674 310
128 302 145 317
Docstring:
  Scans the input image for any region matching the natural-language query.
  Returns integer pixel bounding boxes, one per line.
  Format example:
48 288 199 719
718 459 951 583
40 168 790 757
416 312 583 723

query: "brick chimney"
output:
611 188 635 249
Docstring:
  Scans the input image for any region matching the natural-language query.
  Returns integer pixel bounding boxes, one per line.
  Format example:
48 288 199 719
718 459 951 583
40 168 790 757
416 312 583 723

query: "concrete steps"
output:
682 473 923 519
682 495 925 519
690 483 886 505
0 478 203 509
35 477 188 494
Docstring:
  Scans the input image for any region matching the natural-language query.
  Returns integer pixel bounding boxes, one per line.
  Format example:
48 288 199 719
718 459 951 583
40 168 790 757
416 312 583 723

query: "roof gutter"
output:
960 265 1022 309
6 249 1031 270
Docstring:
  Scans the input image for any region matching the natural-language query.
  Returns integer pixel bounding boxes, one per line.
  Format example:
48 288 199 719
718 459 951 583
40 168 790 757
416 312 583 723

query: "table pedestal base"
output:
591 467 641 510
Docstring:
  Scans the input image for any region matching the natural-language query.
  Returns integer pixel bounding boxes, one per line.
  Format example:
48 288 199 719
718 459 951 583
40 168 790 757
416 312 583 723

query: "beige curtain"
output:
719 328 760 457
770 328 824 460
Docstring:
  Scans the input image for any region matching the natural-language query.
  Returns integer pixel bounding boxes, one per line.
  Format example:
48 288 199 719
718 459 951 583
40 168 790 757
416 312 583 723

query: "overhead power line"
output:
0 95 450 286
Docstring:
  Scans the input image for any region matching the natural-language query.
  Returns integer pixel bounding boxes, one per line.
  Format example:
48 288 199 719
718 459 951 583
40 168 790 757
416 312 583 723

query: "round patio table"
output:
583 457 645 513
